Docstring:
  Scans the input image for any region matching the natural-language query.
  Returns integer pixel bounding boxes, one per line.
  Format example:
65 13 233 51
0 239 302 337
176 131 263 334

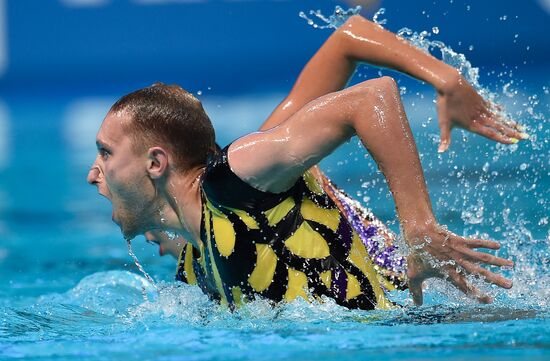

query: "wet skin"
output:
89 15 522 306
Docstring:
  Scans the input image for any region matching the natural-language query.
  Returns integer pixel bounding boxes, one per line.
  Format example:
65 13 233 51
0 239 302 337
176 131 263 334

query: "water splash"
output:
298 5 361 29
2 269 547 359
394 26 506 114
162 230 178 241
461 199 485 225
32 272 546 330
372 7 387 25
126 238 158 299
301 6 549 308
43 271 157 316
300 6 498 111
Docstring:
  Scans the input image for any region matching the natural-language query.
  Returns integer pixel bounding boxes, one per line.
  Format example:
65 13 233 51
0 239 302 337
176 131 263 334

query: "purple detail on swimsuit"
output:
331 267 348 302
337 218 353 254
365 225 377 238
331 186 407 277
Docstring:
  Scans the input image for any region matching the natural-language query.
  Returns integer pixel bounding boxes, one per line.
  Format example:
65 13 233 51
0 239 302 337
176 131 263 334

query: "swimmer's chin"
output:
111 210 120 226
119 226 140 241
111 213 131 238
111 210 148 240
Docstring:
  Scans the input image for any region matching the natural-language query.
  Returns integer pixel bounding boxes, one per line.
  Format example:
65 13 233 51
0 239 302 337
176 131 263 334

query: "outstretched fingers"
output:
447 268 492 303
471 111 529 144
459 246 514 267
464 238 501 250
408 277 424 306
472 123 517 144
487 102 526 131
484 114 526 140
456 259 513 289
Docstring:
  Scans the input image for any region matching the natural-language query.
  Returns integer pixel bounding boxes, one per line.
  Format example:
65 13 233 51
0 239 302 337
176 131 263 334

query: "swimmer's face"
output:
87 111 160 239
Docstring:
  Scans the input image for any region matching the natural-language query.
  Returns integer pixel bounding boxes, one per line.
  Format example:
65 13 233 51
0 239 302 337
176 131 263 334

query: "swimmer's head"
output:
88 83 216 239
110 82 217 172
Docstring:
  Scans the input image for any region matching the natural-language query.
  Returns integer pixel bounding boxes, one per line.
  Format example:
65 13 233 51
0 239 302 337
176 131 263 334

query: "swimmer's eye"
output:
98 148 111 160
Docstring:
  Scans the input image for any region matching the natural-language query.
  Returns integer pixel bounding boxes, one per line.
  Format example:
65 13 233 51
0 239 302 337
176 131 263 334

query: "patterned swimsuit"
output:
176 146 407 310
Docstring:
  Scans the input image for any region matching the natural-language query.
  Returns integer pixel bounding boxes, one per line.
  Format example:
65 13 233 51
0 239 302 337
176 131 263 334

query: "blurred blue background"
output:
1 0 549 95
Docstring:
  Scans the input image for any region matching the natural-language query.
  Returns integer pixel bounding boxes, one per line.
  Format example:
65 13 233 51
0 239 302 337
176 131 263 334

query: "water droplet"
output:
162 230 178 241
432 26 439 34
373 8 387 25
126 238 157 291
300 6 362 29
461 200 485 224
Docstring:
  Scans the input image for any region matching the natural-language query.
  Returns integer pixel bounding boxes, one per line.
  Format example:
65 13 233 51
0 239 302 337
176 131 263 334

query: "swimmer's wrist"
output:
397 201 437 233
433 66 462 94
401 214 438 241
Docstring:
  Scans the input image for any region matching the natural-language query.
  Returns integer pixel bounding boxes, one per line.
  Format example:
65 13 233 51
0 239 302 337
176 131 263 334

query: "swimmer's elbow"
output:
337 15 380 46
341 14 365 29
344 76 399 117
341 76 406 139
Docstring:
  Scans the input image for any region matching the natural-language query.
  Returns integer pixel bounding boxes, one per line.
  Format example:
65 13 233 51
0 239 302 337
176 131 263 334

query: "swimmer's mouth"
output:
97 190 111 202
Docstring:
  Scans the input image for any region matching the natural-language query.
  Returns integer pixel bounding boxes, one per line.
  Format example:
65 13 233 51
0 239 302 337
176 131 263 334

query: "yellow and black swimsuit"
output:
176 146 407 310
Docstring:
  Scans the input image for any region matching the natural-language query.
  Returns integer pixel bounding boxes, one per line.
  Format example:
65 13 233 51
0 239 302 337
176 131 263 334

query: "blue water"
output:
1 11 549 359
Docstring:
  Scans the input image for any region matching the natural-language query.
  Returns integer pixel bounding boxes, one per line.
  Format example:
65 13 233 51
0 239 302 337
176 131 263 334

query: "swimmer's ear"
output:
146 147 169 179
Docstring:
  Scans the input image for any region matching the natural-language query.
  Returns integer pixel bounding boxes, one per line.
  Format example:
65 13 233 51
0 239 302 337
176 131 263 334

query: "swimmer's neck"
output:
156 165 205 248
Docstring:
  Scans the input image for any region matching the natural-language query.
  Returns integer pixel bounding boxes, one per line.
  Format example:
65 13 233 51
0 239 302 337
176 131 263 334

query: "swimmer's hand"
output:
404 220 514 305
435 73 527 152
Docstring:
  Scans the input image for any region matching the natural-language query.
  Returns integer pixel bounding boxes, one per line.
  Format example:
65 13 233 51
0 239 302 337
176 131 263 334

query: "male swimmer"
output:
87 15 526 309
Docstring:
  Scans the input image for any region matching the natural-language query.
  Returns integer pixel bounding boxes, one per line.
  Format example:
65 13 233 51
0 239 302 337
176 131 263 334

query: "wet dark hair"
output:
110 83 216 172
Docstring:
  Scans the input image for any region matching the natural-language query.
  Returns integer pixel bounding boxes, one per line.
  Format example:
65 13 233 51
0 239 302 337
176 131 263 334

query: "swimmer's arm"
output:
231 77 513 304
260 15 525 151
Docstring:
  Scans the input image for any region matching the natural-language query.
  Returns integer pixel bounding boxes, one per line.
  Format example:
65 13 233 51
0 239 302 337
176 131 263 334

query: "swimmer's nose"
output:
87 165 100 185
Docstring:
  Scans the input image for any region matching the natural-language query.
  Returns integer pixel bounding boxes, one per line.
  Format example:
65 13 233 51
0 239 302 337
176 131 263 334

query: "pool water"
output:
0 30 549 361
